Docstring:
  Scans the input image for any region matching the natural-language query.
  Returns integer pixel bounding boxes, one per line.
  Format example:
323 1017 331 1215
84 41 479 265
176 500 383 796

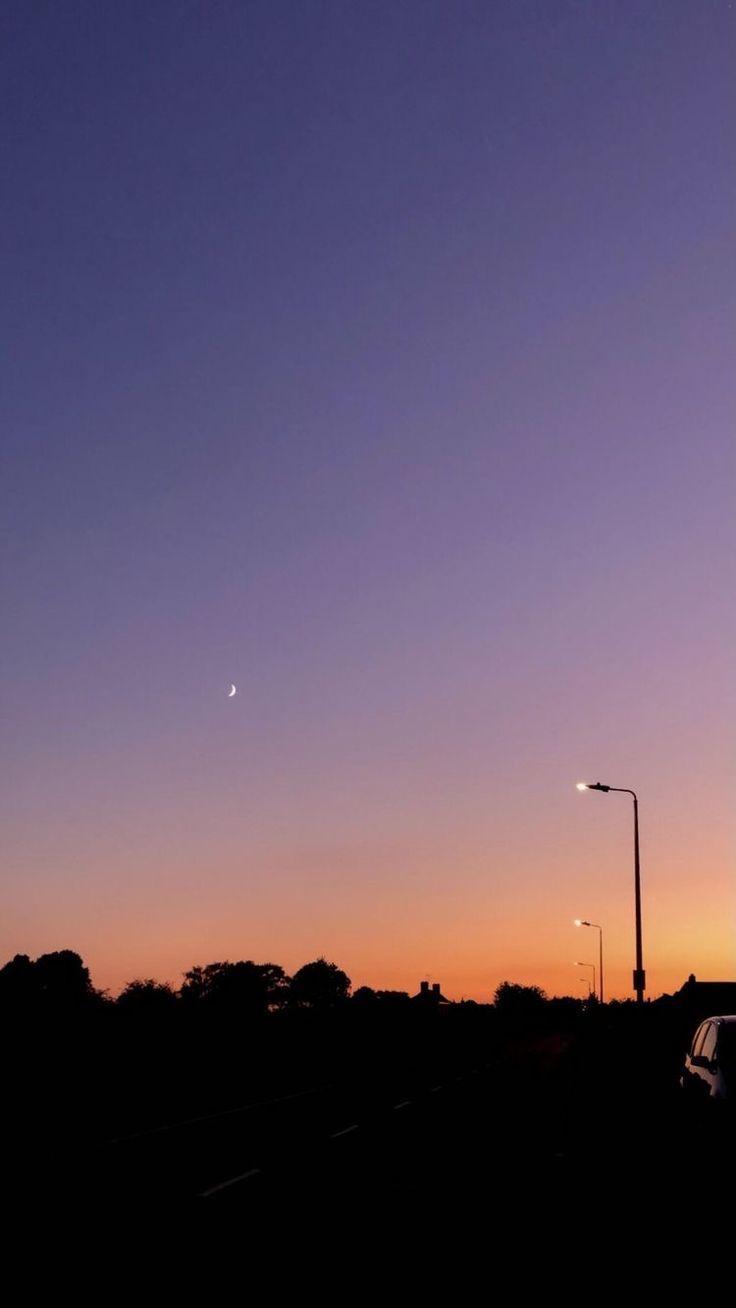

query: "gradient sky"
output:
2 1 733 1000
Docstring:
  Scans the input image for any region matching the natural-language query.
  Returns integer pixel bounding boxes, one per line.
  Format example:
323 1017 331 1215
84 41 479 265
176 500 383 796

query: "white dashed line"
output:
331 1124 359 1139
430 1085 443 1093
199 1167 261 1198
393 1100 412 1110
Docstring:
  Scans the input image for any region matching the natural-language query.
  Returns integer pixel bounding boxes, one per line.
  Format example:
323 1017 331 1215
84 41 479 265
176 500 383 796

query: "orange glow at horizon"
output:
4 758 732 1003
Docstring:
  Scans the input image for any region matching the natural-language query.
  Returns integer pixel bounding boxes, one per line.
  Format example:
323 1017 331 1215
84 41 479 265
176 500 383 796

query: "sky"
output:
1 0 733 1000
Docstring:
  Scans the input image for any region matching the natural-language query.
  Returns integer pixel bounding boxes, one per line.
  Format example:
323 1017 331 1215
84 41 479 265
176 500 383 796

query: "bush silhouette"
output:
352 985 378 1005
375 990 411 1007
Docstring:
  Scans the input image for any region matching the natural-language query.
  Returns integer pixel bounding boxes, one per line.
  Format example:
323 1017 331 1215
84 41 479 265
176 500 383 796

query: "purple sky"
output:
2 1 733 998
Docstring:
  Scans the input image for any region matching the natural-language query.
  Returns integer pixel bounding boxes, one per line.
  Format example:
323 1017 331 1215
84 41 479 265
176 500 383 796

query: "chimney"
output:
432 983 440 995
420 981 429 994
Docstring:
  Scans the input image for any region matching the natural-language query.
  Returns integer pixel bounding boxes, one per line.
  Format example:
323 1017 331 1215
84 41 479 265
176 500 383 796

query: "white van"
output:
681 1015 736 1103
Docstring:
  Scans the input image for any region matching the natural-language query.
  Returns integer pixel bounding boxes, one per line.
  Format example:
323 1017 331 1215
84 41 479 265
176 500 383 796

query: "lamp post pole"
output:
577 783 645 1004
575 920 604 1004
632 793 643 1004
576 961 596 998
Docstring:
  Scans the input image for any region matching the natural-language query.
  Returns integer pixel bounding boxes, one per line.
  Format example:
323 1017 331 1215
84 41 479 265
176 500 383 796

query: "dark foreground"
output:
5 1004 734 1240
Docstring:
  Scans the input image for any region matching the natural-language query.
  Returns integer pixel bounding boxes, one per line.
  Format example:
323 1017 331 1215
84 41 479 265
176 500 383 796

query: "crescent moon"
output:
228 684 236 697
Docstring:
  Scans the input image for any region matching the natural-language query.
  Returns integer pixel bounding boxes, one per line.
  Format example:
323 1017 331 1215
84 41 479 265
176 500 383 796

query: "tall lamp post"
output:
576 960 596 998
575 919 604 1003
576 781 644 1004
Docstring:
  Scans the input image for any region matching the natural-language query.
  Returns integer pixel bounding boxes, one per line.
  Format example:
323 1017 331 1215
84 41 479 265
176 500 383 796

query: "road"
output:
7 1040 568 1210
7 1026 730 1232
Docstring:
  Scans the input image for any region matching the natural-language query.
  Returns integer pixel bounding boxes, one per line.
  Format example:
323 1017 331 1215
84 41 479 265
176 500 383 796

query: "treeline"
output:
0 950 354 1015
0 949 595 1021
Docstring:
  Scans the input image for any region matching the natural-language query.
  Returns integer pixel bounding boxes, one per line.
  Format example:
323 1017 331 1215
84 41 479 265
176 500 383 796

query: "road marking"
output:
430 1085 443 1093
393 1100 412 1110
107 1087 323 1144
199 1168 261 1198
330 1124 359 1139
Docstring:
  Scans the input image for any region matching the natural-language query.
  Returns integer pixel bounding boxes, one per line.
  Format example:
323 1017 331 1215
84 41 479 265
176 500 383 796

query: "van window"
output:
700 1024 718 1062
691 1024 708 1056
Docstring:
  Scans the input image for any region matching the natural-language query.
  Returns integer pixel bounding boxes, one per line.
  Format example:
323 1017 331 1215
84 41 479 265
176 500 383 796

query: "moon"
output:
228 684 236 697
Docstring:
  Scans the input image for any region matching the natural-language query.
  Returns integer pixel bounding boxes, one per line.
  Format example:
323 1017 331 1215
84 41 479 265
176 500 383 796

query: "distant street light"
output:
574 919 604 1003
576 960 596 997
578 977 592 997
576 782 644 1004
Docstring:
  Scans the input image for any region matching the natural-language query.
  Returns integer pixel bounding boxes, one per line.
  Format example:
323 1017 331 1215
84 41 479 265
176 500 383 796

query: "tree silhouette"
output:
290 958 351 1009
180 960 290 1014
0 950 100 1011
180 961 232 1004
493 981 547 1018
116 979 177 1012
257 962 291 1009
180 961 225 1003
0 954 37 1006
35 950 97 1006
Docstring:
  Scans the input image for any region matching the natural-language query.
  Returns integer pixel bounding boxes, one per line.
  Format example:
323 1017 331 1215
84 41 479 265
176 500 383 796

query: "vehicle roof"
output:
700 1015 736 1023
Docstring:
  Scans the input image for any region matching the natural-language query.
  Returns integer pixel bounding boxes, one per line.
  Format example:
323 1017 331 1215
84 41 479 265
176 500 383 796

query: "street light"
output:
577 781 644 1004
574 919 604 1003
578 977 592 998
576 960 596 998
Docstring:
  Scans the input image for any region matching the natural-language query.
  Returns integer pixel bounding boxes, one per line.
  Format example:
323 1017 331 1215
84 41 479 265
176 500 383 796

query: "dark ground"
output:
4 1001 732 1249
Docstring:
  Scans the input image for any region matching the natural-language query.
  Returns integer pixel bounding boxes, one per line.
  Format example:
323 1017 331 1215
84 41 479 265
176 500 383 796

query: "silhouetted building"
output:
671 974 736 1021
411 980 450 1006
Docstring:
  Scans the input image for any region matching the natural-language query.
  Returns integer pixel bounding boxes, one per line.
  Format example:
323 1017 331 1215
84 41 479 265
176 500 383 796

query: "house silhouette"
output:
672 973 736 1019
411 980 450 1006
